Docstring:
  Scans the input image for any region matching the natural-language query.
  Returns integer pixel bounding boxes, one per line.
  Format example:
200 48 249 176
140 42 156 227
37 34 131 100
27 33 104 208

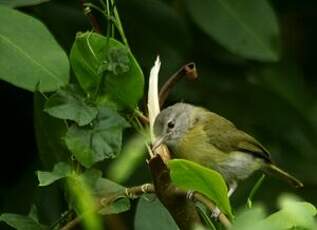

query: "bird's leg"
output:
211 181 238 219
228 180 238 197
185 181 238 220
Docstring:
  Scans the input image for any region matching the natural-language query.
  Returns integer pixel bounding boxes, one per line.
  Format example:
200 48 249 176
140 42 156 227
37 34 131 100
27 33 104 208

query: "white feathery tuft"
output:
147 56 161 141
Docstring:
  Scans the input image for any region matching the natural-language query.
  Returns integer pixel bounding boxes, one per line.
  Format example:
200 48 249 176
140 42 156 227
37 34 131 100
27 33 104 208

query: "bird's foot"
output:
210 207 221 219
186 190 195 201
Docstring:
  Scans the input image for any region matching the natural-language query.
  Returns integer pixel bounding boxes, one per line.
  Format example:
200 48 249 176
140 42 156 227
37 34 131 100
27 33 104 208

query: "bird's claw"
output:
186 190 195 201
210 207 221 219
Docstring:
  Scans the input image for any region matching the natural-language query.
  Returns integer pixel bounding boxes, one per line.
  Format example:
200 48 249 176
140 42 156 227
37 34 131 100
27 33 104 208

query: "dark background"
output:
1 0 317 228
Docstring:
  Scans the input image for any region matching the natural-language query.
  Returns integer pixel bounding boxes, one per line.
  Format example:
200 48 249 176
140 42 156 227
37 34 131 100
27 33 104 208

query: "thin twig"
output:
109 0 130 50
80 0 102 33
159 62 197 107
60 215 82 230
134 110 149 124
60 181 231 230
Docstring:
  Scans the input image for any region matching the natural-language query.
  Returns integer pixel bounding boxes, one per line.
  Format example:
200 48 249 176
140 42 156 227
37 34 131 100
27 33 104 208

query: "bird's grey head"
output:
153 103 194 149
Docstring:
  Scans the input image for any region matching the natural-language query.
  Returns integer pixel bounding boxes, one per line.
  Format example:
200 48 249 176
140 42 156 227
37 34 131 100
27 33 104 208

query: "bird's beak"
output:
152 134 168 151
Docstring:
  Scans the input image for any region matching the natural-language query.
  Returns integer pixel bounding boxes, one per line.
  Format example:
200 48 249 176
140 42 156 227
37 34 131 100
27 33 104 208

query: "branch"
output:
159 63 198 107
61 180 231 229
148 155 201 229
80 0 102 33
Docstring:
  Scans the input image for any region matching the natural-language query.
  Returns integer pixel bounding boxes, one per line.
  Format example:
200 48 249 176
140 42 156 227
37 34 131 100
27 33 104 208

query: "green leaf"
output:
106 133 148 183
231 205 266 230
70 32 144 109
44 84 98 126
34 92 69 169
97 47 130 75
0 6 69 92
259 195 317 230
134 194 179 230
168 159 232 217
28 205 39 222
196 203 217 230
0 0 49 8
184 0 279 61
232 195 317 230
37 162 72 186
64 106 130 167
69 169 130 216
0 213 47 230
67 172 103 230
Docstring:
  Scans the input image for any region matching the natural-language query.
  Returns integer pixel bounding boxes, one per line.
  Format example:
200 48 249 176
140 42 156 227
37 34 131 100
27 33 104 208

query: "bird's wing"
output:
201 112 272 163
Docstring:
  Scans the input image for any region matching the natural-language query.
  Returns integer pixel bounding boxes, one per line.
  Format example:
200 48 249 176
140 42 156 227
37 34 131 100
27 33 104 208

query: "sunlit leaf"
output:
260 195 317 229
70 32 144 109
67 173 103 230
64 106 130 167
168 159 232 217
0 6 69 92
232 195 317 230
44 84 98 126
107 134 148 183
37 162 72 186
231 205 266 230
70 169 130 216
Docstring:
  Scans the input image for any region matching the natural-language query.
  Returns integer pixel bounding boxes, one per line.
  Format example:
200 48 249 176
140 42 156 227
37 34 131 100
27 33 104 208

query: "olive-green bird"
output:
153 103 303 194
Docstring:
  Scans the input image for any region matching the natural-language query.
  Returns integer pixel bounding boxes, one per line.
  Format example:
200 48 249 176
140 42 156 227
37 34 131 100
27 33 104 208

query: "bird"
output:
153 102 303 196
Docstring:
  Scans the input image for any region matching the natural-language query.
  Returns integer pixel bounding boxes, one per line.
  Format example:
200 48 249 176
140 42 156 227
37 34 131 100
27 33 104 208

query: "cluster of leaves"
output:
0 3 145 229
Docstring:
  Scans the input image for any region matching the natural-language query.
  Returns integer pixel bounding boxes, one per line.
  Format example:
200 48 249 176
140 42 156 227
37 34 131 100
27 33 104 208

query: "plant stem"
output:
247 174 266 208
109 0 130 50
159 62 197 107
80 0 102 33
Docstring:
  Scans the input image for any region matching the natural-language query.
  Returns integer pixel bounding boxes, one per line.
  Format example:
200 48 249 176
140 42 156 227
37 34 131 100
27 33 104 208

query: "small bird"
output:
153 103 303 195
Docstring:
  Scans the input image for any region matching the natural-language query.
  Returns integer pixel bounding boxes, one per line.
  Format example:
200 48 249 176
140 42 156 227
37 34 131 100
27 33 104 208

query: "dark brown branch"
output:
61 215 82 230
148 154 201 230
135 110 150 124
159 63 198 107
80 0 102 33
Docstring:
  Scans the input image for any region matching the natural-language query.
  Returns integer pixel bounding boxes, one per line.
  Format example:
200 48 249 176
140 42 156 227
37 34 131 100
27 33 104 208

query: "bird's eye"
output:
167 121 175 129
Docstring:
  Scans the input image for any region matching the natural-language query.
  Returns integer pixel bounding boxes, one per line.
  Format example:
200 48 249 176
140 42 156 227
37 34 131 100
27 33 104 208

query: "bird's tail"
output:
264 164 303 188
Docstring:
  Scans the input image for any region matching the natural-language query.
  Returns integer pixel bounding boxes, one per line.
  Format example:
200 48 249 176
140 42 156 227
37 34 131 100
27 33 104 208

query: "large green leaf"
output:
259 195 317 230
0 6 69 92
0 206 47 230
184 0 280 61
70 32 144 109
80 169 130 215
231 205 266 230
0 214 46 230
168 159 232 217
67 169 130 217
232 195 317 230
0 0 49 7
37 162 72 186
64 106 130 168
134 194 179 230
34 92 69 169
44 84 98 126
